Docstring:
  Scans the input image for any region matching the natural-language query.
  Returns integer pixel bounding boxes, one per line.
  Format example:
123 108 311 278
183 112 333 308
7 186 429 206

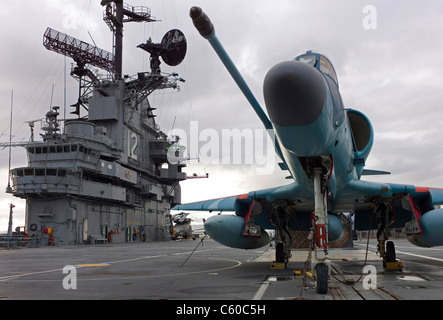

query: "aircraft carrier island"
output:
7 1 188 246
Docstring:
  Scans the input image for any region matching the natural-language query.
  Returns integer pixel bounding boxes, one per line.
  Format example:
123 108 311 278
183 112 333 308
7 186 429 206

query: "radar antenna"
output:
138 29 187 74
43 27 115 117
43 27 115 74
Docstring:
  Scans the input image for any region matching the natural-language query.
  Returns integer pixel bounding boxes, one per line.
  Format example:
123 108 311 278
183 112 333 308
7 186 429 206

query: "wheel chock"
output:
270 262 286 269
386 260 403 271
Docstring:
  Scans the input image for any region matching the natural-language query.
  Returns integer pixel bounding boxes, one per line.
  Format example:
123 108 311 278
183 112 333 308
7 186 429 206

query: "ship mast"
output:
5 90 13 194
112 0 123 80
101 0 158 80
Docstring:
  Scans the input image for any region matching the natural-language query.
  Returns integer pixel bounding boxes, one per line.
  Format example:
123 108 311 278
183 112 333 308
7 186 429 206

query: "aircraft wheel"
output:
315 263 328 294
386 241 396 263
276 243 284 263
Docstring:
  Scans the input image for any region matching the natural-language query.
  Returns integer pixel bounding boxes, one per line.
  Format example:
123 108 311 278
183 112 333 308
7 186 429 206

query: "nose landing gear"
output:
311 168 331 294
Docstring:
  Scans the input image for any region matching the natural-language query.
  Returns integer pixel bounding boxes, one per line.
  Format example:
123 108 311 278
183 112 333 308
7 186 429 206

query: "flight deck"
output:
1 238 443 301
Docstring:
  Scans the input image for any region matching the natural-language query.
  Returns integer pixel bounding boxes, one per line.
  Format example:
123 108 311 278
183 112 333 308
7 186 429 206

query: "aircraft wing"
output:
174 176 443 249
343 179 443 207
173 195 239 212
173 182 309 215
340 179 443 248
173 180 350 251
175 178 443 213
174 178 443 219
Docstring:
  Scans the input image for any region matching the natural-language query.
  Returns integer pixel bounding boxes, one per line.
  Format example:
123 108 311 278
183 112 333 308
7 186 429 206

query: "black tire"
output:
315 263 329 294
276 243 284 263
386 241 396 263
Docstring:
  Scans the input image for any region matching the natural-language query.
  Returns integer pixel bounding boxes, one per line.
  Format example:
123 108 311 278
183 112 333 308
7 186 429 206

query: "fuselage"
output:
263 51 373 209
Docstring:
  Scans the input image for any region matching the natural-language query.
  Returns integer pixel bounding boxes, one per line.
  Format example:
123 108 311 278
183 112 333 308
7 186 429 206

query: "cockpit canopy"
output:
295 51 338 86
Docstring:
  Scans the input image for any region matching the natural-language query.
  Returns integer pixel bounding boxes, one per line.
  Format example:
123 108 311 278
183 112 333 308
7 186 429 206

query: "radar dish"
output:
160 29 187 66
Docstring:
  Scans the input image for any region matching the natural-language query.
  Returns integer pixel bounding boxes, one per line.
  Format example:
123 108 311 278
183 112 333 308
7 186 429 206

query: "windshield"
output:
319 56 338 85
295 52 339 86
297 54 317 67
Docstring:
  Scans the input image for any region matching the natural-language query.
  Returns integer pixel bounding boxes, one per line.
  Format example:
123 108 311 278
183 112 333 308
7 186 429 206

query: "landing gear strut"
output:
311 168 330 294
375 202 391 262
271 201 292 265
374 201 402 270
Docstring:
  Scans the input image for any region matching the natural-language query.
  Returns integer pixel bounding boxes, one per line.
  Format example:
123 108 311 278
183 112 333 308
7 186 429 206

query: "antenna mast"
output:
6 90 13 194
101 0 158 79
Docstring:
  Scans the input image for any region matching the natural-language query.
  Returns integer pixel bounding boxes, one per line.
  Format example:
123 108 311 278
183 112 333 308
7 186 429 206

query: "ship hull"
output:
25 195 174 246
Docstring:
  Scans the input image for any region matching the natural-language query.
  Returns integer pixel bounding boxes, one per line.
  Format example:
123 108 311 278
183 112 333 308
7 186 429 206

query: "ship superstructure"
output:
8 1 188 245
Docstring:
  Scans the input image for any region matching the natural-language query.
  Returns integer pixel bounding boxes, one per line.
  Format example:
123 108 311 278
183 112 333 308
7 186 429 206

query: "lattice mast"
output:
102 0 158 79
43 1 159 117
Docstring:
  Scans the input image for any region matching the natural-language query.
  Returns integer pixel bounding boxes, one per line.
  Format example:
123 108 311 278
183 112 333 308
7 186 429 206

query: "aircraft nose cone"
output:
264 61 326 127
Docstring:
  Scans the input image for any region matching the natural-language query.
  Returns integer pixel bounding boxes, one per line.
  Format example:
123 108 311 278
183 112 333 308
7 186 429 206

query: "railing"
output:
0 235 41 249
122 4 151 17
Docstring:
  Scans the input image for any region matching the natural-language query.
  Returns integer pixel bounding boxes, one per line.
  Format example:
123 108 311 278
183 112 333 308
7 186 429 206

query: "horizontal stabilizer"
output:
361 169 391 176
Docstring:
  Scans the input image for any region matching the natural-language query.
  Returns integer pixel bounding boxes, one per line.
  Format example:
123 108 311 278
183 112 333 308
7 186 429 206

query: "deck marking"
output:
75 263 110 267
355 243 443 263
0 257 241 283
395 250 443 263
252 276 276 300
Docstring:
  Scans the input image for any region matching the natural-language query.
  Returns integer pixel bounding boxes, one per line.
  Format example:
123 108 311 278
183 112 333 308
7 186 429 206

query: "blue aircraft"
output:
174 7 443 294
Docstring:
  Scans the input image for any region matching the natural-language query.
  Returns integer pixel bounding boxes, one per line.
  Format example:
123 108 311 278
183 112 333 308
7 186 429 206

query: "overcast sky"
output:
1 0 443 230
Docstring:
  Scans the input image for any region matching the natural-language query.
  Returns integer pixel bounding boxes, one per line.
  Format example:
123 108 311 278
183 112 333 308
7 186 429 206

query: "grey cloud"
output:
2 0 443 227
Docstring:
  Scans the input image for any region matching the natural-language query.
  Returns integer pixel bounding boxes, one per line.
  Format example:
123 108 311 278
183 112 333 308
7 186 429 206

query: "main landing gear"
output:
374 201 403 270
271 200 292 266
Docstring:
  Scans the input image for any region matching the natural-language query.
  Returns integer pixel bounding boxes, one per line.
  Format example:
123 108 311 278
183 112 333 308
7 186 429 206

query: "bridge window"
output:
26 143 98 159
13 169 24 177
47 169 57 176
13 167 69 177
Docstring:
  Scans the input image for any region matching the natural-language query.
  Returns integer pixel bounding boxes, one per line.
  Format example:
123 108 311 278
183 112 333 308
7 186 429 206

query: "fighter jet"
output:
174 7 443 294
